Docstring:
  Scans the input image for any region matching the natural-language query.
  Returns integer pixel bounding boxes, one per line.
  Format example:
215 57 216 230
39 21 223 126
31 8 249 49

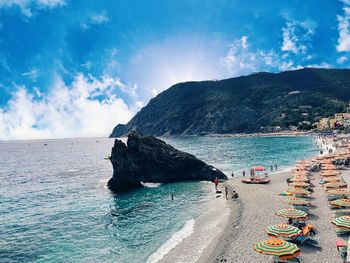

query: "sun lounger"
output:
333 209 350 216
336 240 347 261
335 228 350 236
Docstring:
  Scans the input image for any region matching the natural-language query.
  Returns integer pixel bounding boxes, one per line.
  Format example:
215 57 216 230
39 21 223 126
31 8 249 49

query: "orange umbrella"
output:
252 166 265 171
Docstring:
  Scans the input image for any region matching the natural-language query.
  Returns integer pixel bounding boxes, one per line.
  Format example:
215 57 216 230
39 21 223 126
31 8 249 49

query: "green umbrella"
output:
253 239 300 260
330 198 350 208
275 208 307 219
332 216 350 229
265 224 302 238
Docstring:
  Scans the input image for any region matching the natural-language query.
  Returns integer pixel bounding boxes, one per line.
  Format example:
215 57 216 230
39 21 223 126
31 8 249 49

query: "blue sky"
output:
0 0 350 139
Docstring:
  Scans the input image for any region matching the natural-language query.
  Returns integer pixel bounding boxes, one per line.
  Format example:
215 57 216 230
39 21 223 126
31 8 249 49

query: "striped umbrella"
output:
289 177 309 183
321 171 341 177
321 166 337 171
327 189 350 196
253 239 300 260
332 216 350 229
265 224 302 238
330 199 350 208
287 188 311 195
322 176 342 182
288 182 310 187
324 182 347 189
275 208 307 219
283 198 311 206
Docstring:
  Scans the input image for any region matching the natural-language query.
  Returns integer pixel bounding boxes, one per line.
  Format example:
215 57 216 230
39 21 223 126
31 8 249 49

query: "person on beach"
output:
231 171 234 177
270 165 273 171
232 190 238 199
214 177 219 190
275 164 277 171
225 186 228 200
242 170 246 177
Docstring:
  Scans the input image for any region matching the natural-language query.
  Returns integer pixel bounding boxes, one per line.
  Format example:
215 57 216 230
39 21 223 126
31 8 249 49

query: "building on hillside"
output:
329 118 336 129
334 113 350 125
318 118 329 130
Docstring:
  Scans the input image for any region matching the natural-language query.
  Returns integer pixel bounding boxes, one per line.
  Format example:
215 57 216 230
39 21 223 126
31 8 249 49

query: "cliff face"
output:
108 131 227 192
111 68 350 137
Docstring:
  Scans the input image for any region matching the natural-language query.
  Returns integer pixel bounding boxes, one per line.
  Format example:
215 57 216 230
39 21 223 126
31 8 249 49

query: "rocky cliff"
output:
108 131 227 192
111 68 350 137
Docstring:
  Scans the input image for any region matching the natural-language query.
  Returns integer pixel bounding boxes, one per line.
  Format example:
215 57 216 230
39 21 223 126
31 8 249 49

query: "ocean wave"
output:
141 182 162 188
67 169 80 172
146 219 195 263
97 178 109 189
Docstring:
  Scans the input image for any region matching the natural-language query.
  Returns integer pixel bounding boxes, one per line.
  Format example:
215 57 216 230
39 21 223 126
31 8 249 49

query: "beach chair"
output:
336 240 347 261
293 225 318 245
335 228 350 236
333 209 350 217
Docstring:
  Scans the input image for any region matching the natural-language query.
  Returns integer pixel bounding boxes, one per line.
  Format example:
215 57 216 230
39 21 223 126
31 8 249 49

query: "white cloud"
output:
337 55 348 63
22 68 39 81
222 36 293 74
0 0 65 16
81 12 109 29
337 1 350 52
0 73 137 140
281 20 316 54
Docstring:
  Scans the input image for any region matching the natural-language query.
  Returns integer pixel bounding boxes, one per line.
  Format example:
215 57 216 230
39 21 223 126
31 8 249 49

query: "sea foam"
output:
141 182 162 188
146 219 195 263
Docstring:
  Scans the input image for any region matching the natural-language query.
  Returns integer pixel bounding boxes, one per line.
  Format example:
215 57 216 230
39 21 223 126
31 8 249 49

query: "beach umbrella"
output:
287 188 311 195
275 208 307 220
253 239 300 260
324 182 347 189
327 189 350 196
322 176 342 182
330 199 350 208
283 198 311 206
252 166 265 171
332 216 350 229
265 224 302 238
292 171 309 176
288 182 310 188
321 171 341 177
289 177 310 183
321 166 337 171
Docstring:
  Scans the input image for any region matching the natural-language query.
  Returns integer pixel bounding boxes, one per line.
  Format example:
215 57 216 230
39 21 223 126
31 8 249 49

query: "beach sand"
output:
155 167 350 263
201 170 345 263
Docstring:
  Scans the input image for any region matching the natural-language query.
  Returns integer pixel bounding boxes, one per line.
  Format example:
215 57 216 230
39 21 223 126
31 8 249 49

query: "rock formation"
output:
108 131 227 192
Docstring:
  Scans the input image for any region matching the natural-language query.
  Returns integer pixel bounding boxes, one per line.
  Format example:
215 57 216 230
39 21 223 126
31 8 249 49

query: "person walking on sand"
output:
242 170 246 177
214 177 219 190
225 186 228 200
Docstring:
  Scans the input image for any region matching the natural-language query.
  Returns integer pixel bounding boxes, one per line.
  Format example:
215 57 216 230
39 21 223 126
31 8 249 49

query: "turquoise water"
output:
0 136 318 263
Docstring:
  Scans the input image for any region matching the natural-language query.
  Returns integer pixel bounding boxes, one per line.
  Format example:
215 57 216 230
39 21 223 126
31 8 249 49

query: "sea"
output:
0 136 319 263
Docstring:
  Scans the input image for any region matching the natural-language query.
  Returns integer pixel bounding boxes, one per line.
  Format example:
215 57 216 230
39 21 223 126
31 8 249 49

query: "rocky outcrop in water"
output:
108 131 227 192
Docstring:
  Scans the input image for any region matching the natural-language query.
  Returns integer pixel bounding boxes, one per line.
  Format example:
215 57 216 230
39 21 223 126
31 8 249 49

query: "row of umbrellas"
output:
316 153 350 235
253 144 350 260
252 160 316 260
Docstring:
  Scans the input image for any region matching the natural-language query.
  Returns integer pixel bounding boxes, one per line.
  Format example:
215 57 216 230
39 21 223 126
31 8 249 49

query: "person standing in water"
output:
242 170 246 177
270 165 273 172
214 177 219 190
231 171 234 177
275 164 277 171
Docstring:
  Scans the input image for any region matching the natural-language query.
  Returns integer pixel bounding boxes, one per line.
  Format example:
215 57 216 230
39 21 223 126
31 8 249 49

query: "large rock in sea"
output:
108 131 227 192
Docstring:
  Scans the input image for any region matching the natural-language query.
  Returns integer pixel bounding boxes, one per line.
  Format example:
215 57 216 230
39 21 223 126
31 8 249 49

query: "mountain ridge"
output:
111 68 350 137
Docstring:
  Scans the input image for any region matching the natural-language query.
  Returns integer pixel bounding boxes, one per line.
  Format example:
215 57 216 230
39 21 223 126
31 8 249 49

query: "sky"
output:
0 0 350 140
